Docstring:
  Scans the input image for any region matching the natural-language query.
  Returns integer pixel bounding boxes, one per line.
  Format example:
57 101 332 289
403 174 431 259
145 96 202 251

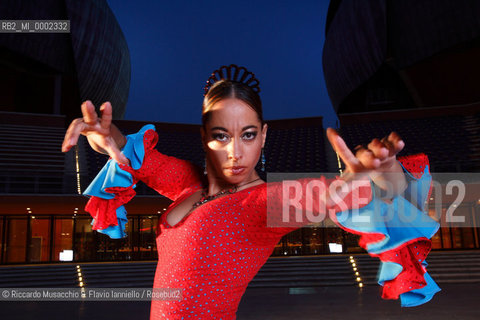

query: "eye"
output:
212 133 229 142
243 131 257 140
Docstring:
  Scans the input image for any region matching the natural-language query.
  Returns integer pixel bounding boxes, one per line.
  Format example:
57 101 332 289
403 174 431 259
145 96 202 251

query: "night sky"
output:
106 0 339 129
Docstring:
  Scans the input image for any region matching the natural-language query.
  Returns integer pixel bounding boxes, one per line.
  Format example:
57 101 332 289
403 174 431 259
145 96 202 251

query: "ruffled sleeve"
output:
330 153 441 307
82 124 203 239
260 153 440 307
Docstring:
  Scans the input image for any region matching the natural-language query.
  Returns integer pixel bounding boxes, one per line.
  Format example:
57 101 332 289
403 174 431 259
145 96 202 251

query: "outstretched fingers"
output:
81 100 98 125
62 118 86 152
386 131 405 155
367 138 389 160
354 146 381 170
99 102 113 130
326 127 361 170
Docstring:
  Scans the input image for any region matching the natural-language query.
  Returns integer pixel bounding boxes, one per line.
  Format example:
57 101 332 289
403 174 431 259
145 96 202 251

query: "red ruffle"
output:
84 129 158 231
85 187 136 230
374 153 433 299
332 153 434 301
372 237 431 299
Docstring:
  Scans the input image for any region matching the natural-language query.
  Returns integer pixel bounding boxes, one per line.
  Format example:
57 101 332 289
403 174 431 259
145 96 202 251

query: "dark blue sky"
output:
106 0 339 129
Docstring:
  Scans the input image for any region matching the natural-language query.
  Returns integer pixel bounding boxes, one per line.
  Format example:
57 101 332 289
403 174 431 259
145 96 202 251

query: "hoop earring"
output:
261 148 266 172
204 158 207 175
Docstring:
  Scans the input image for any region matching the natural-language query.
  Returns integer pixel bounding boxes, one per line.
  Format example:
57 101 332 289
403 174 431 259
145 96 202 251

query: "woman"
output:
62 65 440 319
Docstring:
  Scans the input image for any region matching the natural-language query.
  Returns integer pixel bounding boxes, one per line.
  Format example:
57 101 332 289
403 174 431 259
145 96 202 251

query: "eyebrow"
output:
210 125 258 132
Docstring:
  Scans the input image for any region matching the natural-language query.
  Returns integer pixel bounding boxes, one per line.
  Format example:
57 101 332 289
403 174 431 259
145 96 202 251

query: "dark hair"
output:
202 68 264 129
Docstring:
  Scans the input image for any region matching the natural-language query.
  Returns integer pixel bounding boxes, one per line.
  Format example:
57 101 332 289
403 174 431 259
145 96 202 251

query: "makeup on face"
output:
203 98 266 183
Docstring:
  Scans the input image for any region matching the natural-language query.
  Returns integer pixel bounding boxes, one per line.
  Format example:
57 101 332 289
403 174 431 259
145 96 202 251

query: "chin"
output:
223 171 247 183
223 174 243 182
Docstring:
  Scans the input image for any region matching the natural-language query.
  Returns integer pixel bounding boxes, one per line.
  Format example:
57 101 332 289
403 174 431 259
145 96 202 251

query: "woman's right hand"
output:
61 100 130 165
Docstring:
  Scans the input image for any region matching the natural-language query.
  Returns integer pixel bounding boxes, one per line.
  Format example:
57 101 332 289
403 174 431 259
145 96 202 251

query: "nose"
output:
227 137 242 161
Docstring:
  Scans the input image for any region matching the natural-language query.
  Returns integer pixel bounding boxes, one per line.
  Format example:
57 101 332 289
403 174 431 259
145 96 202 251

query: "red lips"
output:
226 166 246 175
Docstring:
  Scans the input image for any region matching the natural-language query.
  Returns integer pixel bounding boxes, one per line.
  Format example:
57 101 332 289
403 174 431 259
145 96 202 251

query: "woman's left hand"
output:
326 128 407 202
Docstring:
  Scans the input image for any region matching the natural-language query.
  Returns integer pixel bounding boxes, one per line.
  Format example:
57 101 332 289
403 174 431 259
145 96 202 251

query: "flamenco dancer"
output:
62 64 441 319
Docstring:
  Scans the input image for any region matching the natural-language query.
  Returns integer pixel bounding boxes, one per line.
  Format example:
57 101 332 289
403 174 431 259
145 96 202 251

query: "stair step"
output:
1 251 479 288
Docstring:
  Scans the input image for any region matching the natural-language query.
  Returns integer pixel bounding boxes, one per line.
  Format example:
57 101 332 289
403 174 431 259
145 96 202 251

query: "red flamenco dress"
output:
83 124 441 319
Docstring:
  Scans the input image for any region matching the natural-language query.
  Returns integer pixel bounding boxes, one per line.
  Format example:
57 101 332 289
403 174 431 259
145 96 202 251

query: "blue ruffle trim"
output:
83 124 156 239
93 206 128 239
334 161 441 307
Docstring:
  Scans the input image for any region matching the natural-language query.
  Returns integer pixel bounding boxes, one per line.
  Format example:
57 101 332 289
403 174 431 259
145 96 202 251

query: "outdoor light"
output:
59 250 73 261
328 243 342 253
